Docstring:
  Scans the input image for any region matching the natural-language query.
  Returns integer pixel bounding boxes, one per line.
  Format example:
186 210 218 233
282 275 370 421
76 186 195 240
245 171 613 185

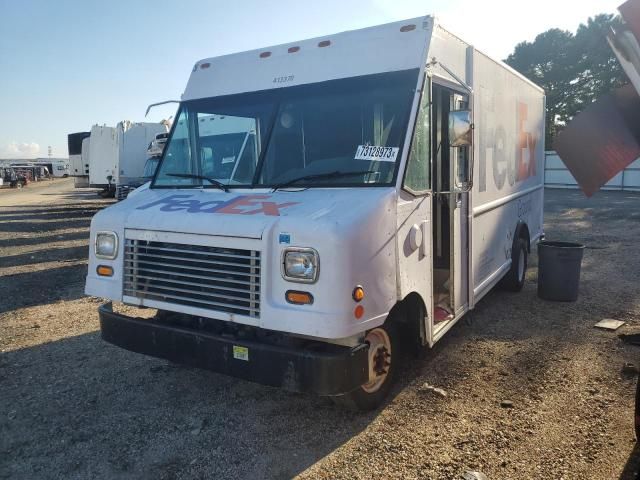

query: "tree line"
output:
505 14 628 148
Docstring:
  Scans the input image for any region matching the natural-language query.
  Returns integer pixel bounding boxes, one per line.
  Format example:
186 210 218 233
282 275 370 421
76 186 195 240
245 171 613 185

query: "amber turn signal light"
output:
97 265 114 277
352 286 365 302
286 290 314 305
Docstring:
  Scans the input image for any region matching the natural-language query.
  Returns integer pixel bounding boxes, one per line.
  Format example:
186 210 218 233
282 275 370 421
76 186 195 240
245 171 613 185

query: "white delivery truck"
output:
86 122 167 196
87 124 119 194
116 127 171 201
50 159 70 178
115 122 169 199
33 158 70 178
68 131 91 187
86 16 545 410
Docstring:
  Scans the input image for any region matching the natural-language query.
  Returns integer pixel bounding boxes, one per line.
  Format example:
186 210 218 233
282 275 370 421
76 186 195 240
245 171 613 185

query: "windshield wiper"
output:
166 173 229 192
271 170 376 192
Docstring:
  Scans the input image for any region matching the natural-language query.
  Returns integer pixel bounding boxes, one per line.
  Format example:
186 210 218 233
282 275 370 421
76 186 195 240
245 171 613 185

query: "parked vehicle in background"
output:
86 16 545 410
33 158 70 178
78 121 167 197
68 131 91 187
146 132 169 158
54 162 70 177
114 123 169 200
11 164 44 182
0 165 28 188
116 156 161 201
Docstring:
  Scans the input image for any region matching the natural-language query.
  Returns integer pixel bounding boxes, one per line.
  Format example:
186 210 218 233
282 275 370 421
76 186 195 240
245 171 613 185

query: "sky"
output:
0 0 622 159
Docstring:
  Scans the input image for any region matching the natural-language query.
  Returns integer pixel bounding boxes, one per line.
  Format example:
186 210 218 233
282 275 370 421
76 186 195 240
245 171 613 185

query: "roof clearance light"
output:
318 40 331 48
288 46 300 53
400 24 416 32
200 62 211 69
259 51 272 58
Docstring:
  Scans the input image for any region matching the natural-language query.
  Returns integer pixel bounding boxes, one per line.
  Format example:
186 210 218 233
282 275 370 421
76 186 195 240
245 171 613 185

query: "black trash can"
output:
537 241 585 302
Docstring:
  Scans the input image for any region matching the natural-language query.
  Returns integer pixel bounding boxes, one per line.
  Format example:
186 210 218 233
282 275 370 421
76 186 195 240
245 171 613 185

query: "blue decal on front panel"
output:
279 233 291 244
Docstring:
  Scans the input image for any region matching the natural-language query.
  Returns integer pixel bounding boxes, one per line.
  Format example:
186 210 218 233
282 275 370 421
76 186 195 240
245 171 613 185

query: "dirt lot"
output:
1 182 640 480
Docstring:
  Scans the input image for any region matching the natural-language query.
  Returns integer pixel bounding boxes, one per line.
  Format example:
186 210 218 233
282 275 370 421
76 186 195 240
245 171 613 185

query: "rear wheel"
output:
331 324 397 411
500 238 528 292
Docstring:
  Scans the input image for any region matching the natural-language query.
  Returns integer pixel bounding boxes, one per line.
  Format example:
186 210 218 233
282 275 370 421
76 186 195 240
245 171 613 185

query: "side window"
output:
404 82 430 193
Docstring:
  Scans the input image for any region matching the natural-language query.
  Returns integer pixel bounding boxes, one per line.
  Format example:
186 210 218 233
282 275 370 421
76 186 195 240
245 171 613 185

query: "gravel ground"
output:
1 184 640 479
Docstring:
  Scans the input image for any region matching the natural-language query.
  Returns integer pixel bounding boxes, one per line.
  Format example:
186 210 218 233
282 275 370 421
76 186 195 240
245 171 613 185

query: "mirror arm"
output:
145 100 181 117
427 58 473 94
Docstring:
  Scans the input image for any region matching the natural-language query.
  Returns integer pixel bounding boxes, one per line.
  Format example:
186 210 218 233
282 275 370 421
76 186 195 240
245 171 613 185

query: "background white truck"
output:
116 127 171 200
68 131 91 187
33 158 70 178
86 16 544 410
89 122 167 196
68 122 167 195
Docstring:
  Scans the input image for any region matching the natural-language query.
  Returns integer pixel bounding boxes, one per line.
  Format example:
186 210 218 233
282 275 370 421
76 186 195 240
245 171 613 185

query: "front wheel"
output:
500 238 528 292
331 324 397 411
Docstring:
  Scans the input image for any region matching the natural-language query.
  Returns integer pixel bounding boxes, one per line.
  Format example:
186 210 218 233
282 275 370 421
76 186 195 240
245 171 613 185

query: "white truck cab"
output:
86 16 545 410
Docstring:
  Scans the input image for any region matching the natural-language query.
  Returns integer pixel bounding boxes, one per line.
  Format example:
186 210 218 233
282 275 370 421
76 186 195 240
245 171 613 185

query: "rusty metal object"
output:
554 84 640 196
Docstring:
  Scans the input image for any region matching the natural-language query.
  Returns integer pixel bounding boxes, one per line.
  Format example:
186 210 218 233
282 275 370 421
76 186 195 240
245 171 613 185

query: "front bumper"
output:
99 303 369 395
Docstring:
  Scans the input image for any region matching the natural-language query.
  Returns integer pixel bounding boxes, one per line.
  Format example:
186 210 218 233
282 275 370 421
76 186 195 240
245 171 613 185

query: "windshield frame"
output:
150 69 420 190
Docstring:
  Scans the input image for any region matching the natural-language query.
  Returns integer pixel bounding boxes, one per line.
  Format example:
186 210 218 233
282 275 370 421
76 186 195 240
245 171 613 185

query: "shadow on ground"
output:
0 332 377 479
620 443 640 480
0 264 88 314
0 231 88 249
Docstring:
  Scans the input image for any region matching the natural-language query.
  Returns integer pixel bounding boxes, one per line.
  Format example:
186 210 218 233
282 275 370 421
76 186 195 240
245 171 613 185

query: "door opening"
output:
432 84 470 328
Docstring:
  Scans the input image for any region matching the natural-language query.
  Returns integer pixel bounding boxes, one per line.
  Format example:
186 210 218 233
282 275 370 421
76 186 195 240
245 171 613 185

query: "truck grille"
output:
123 239 261 317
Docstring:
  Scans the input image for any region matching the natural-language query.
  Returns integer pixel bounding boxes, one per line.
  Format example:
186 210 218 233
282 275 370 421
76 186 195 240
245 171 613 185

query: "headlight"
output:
282 248 319 283
95 231 118 259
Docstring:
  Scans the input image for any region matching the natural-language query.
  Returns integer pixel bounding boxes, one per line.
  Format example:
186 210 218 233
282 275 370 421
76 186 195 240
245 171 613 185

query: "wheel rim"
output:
361 328 392 394
518 249 525 282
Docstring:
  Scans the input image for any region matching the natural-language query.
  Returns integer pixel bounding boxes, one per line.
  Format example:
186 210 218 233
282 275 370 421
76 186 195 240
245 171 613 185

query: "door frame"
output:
430 78 473 342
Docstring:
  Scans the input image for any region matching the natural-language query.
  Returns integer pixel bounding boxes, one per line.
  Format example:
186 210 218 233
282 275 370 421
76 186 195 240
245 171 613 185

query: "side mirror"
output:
449 110 472 147
450 110 473 192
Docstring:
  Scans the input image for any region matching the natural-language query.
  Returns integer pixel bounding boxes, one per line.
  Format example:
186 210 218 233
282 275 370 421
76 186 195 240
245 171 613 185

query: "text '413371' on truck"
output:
86 16 545 411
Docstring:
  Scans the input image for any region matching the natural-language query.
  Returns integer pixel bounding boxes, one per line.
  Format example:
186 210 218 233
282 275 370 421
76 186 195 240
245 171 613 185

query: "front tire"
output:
500 238 528 292
331 324 397 411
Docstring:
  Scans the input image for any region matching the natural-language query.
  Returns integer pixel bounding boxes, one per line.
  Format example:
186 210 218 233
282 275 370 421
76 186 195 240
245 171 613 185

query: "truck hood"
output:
102 186 396 239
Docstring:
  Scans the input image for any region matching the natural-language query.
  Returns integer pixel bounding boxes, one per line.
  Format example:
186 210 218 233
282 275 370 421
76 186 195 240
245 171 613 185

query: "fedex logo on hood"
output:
137 194 298 216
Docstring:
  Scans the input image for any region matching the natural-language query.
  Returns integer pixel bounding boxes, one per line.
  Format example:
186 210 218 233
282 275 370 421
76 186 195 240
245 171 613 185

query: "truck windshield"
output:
152 69 418 189
143 157 160 178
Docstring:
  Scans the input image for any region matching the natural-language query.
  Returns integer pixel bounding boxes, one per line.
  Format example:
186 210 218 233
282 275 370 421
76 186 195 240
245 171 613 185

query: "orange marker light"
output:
352 286 365 302
97 265 114 277
354 305 365 319
286 291 314 305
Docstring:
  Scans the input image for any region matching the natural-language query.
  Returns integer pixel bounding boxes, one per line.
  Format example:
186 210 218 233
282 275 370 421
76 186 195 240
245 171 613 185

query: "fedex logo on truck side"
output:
137 194 298 216
478 101 539 192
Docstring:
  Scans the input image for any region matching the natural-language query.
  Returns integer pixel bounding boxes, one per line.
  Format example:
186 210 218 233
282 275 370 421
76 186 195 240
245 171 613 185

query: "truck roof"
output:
183 16 433 101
